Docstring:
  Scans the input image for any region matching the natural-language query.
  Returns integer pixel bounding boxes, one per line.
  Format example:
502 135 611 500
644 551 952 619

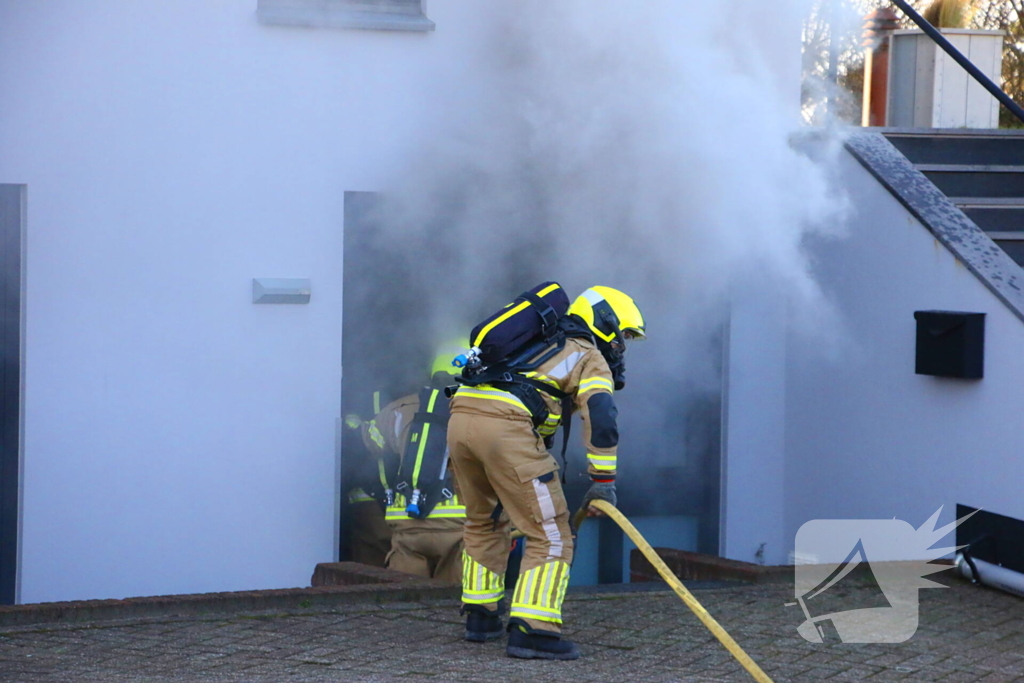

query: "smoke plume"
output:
348 0 852 527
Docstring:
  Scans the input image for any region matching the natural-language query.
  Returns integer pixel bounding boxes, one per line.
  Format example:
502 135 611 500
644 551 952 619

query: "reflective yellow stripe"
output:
462 552 504 605
579 377 614 393
538 414 561 436
522 371 560 389
427 507 466 518
472 284 560 348
588 453 617 471
367 421 385 449
455 387 530 413
373 391 382 415
385 495 465 519
410 389 439 487
348 489 375 504
510 561 569 624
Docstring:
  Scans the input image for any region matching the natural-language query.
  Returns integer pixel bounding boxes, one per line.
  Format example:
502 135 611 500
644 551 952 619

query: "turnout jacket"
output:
450 336 619 478
361 394 465 522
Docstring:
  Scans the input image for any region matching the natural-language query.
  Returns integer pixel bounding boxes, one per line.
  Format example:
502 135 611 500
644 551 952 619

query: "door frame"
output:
0 184 25 605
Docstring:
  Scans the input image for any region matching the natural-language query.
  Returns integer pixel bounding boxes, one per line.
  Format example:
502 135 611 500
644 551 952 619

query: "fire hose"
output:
571 500 774 683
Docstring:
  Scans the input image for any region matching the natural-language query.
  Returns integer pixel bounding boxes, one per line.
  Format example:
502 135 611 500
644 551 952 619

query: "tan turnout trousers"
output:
448 336 616 634
386 518 464 583
349 499 393 568
448 411 574 633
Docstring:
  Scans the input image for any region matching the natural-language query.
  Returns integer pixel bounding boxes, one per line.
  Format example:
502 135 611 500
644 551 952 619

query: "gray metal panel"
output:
846 133 1024 325
0 186 24 605
914 35 936 127
252 278 311 304
257 0 435 31
888 34 919 127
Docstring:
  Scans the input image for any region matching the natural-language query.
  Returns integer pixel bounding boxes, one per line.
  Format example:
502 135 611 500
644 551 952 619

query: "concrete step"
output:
886 132 1024 166
961 208 1024 233
921 169 1024 199
994 241 1024 267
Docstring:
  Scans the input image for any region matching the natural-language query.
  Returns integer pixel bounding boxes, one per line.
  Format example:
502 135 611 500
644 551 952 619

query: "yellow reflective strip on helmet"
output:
410 389 439 487
373 391 382 415
472 283 561 348
454 387 530 413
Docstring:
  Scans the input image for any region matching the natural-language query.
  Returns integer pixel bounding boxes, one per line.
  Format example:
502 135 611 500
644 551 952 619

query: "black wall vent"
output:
913 311 985 379
957 505 1024 575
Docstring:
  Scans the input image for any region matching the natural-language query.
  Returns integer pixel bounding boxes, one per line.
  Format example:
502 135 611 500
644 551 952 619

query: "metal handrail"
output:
890 0 1024 125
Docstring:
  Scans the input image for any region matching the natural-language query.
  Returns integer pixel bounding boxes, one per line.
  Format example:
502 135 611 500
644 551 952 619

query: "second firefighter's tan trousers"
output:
386 519 464 583
349 500 392 568
448 411 574 634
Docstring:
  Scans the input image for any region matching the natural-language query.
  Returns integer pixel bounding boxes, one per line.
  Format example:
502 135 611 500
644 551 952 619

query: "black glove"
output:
583 480 617 510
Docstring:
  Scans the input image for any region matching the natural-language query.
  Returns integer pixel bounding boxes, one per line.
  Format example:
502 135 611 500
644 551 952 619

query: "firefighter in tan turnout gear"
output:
448 283 645 660
360 354 466 583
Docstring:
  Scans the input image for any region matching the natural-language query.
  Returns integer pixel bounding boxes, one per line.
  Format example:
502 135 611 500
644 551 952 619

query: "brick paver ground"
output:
0 577 1022 682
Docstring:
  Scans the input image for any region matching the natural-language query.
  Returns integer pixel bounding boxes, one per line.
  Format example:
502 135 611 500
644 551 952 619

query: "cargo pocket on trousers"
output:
514 458 568 533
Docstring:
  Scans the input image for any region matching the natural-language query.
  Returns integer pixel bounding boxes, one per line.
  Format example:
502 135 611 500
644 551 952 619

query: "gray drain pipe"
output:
956 553 1024 599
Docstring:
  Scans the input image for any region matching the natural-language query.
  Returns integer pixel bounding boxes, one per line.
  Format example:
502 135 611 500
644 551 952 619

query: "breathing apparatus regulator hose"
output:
574 500 774 683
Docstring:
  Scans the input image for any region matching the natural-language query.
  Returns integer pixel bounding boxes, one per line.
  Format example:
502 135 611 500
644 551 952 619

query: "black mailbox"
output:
913 310 985 379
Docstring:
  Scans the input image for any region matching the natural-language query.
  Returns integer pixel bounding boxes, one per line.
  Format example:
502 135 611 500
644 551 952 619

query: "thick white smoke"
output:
378 1 848 383
352 1 855 509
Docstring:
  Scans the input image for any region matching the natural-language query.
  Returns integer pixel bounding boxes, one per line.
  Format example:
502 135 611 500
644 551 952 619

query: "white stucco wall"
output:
720 285 789 565
783 149 1024 555
0 0 489 603
723 146 1024 565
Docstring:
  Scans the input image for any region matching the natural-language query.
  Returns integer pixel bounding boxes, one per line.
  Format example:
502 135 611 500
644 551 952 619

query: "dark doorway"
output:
338 191 722 579
0 185 25 605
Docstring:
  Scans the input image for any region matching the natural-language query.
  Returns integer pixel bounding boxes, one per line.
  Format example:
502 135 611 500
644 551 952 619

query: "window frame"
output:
257 0 435 32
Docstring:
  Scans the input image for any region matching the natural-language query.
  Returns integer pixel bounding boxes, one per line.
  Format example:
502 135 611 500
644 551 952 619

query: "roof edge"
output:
845 132 1024 324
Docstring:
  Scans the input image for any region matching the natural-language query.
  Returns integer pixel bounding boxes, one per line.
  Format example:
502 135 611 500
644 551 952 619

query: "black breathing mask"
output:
592 301 627 391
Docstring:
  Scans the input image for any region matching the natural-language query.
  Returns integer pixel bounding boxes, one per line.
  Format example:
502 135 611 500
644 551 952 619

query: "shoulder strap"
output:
396 387 452 519
519 290 561 341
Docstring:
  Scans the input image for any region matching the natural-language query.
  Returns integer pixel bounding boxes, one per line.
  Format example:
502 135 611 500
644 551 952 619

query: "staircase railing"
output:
889 0 1024 126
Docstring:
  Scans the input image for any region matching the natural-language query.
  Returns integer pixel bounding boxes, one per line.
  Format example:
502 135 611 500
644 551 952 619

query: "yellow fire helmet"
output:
567 286 646 345
432 338 471 377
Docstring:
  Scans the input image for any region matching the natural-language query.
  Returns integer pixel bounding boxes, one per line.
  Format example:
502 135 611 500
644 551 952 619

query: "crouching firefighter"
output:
448 283 645 660
343 389 394 567
363 355 467 582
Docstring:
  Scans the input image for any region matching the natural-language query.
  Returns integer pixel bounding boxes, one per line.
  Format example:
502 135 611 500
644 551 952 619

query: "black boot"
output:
505 621 580 660
463 605 504 642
